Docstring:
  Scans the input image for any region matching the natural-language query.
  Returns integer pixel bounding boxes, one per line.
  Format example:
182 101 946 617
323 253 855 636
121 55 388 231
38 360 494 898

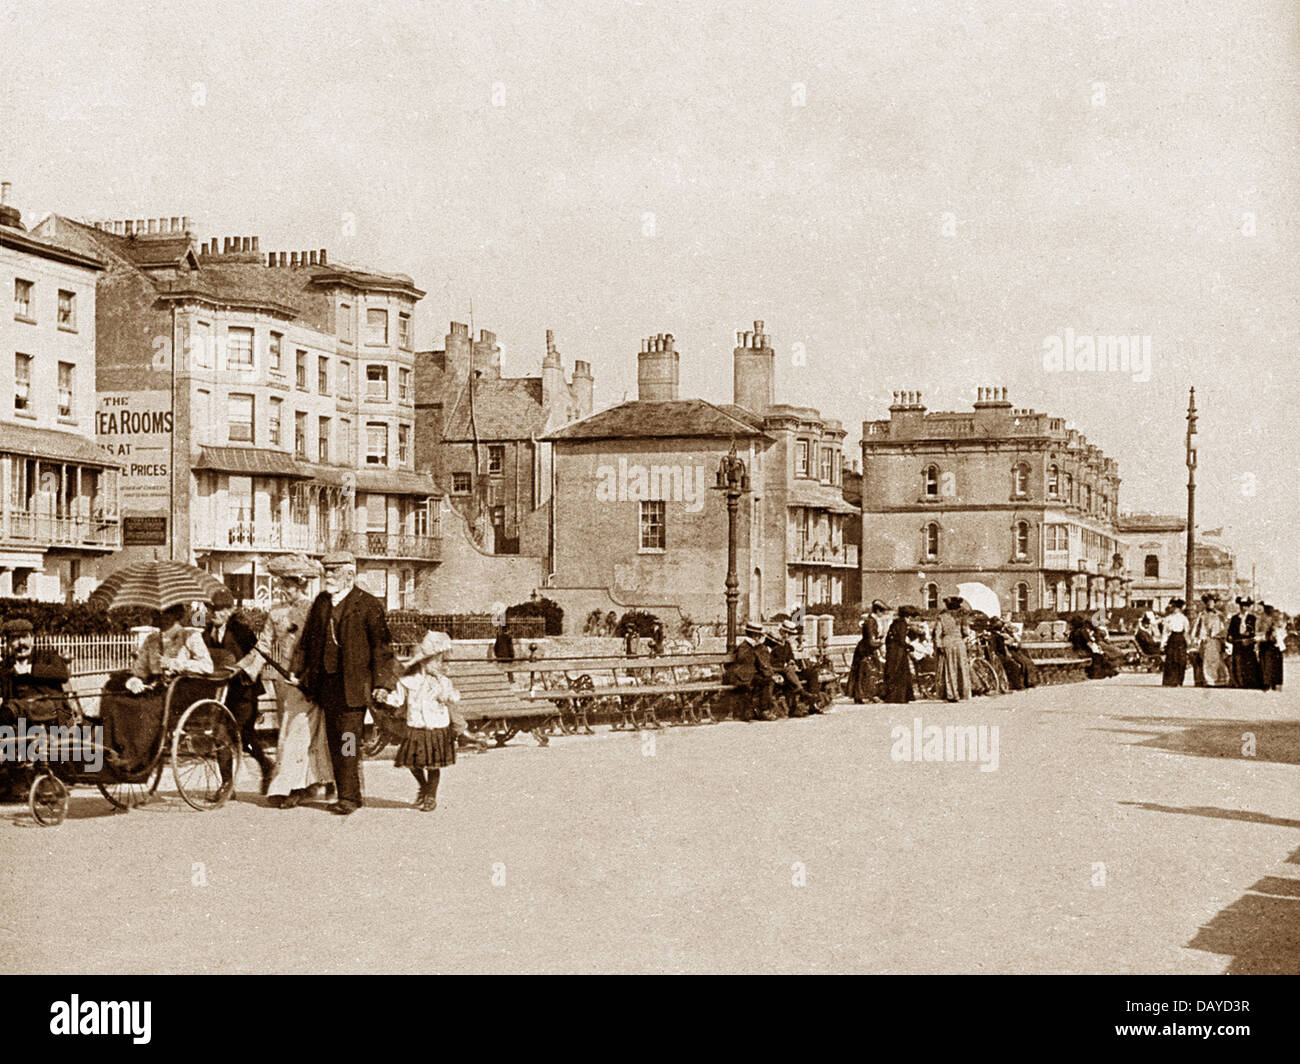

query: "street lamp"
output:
713 441 750 651
1185 387 1197 609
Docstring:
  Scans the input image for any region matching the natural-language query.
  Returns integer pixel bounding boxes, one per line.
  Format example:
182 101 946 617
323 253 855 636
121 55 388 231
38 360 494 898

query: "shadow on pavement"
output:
1118 802 1300 830
1098 717 1300 766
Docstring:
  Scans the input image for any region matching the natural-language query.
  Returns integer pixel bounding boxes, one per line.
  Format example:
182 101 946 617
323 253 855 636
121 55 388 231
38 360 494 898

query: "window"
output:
1015 582 1030 613
194 321 213 368
1144 554 1159 578
924 522 940 560
820 448 833 483
14 354 32 413
318 355 330 394
227 327 254 369
229 393 254 443
366 364 388 400
398 312 412 349
924 582 939 610
487 444 504 475
339 360 352 399
639 500 666 550
451 472 471 495
1014 521 1031 559
398 424 410 465
338 303 354 342
1046 524 1068 551
366 308 388 345
296 349 308 390
1064 473 1073 504
366 422 388 466
795 440 809 476
294 411 307 458
399 567 414 609
57 290 76 329
399 367 411 401
318 416 331 462
924 464 939 498
1048 464 1059 497
269 332 283 371
57 362 73 418
1085 484 1093 511
1012 463 1029 497
14 279 33 319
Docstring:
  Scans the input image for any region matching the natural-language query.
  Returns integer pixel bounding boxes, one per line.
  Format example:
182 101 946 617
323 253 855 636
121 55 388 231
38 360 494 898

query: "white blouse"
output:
388 671 460 730
1162 612 1189 642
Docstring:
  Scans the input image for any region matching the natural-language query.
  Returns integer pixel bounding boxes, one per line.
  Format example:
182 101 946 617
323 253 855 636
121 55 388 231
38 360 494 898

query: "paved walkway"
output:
2 673 1297 973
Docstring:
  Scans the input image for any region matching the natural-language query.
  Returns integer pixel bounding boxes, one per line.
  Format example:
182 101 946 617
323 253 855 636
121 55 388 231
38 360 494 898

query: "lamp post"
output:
713 442 750 651
1185 387 1197 608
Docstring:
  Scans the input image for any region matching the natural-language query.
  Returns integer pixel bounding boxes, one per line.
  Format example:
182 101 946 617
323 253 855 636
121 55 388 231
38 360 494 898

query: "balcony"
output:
329 530 441 561
788 542 858 568
195 523 440 561
1 509 121 550
209 522 316 552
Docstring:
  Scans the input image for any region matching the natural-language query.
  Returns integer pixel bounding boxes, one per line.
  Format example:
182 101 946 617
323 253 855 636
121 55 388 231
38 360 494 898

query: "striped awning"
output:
354 468 438 496
194 446 312 478
1 422 122 468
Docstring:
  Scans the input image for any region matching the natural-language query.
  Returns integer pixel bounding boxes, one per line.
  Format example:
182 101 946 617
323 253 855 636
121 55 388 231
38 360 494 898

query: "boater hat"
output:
780 618 800 635
743 622 764 638
872 599 889 612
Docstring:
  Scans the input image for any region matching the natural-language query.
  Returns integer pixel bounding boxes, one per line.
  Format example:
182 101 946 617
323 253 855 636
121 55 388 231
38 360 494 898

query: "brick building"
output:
415 323 592 557
544 322 858 628
859 387 1127 616
1116 514 1243 609
1 189 121 601
32 214 439 609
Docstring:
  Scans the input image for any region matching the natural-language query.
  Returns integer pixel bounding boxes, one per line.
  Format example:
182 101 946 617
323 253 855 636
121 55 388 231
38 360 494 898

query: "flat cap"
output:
1 617 34 635
321 551 357 568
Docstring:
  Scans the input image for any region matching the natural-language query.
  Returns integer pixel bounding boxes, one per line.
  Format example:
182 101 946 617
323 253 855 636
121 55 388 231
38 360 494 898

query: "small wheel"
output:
98 776 156 811
30 773 68 827
971 659 999 696
172 699 241 811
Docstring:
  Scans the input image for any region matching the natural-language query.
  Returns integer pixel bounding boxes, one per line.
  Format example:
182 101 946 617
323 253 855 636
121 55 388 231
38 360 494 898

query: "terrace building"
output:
860 388 1127 616
0 188 121 601
32 214 439 609
1116 514 1243 610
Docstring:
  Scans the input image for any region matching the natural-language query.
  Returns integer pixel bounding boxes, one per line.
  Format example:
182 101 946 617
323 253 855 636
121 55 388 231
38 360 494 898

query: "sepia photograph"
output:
0 0 1297 1025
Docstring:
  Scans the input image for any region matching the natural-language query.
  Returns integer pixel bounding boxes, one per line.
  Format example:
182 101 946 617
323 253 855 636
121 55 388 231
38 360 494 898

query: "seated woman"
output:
101 604 213 775
1068 616 1118 679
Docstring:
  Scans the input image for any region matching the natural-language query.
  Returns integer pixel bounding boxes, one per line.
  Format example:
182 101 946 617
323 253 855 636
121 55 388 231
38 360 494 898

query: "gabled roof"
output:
441 376 547 441
545 399 770 442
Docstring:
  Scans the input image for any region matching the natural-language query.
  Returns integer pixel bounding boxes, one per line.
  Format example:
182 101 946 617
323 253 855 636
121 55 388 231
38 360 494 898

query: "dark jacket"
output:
203 616 264 696
299 586 397 709
1 649 72 723
727 639 773 686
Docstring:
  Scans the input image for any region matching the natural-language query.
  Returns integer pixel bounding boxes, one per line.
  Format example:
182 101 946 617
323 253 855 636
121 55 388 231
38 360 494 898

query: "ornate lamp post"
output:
713 442 751 651
1185 387 1198 609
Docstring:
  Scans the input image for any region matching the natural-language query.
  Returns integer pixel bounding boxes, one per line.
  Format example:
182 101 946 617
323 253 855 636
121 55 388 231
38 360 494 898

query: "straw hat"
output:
405 630 453 666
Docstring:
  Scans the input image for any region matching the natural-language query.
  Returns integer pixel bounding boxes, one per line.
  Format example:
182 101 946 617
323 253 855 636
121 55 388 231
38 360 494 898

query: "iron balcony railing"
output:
2 509 121 549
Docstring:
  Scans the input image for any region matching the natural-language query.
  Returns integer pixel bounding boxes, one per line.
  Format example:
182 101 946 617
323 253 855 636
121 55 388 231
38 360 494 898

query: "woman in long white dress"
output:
264 568 334 808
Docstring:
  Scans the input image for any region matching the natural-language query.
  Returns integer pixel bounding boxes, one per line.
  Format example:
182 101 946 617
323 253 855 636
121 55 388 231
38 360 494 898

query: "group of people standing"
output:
1156 594 1286 690
847 597 1039 705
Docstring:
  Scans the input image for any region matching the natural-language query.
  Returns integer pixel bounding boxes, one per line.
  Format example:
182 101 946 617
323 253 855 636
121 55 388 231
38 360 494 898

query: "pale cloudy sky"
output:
3 0 1297 601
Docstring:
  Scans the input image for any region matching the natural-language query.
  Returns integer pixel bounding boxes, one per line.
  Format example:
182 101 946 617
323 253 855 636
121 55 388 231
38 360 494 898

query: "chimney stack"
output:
733 321 775 413
637 331 680 401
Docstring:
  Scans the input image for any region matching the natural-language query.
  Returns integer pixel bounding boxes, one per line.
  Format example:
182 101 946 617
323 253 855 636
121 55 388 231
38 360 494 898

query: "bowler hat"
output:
943 596 965 610
1 617 34 636
322 550 357 568
1169 598 1186 609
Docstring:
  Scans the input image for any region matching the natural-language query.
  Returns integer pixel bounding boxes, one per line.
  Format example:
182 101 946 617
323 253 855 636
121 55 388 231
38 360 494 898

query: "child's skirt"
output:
394 724 456 769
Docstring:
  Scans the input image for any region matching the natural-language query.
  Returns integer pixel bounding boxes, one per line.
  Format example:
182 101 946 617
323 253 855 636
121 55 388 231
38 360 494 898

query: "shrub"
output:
616 609 659 638
0 598 154 635
505 596 564 636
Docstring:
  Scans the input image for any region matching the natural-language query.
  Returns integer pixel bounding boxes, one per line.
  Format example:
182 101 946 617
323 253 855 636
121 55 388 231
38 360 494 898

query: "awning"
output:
1 422 122 469
787 481 859 515
354 468 439 496
295 462 347 487
194 446 312 478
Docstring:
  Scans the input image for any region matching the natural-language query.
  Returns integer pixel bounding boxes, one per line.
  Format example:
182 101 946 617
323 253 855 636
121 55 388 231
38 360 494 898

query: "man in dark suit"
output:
297 551 395 815
1 618 72 800
203 587 274 791
726 622 775 721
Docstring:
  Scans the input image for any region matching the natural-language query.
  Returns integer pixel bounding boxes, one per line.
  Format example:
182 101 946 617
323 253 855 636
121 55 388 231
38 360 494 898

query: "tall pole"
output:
1185 387 1197 608
725 491 740 651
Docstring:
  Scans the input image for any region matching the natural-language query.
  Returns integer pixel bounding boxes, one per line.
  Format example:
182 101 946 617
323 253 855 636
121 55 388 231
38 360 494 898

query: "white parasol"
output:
956 581 1002 619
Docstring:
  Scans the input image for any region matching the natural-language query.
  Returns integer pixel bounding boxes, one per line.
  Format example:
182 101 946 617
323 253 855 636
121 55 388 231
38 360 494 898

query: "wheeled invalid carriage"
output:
16 669 245 827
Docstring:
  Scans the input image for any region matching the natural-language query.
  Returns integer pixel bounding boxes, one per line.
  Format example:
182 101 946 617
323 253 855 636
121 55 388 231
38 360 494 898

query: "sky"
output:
3 0 1297 602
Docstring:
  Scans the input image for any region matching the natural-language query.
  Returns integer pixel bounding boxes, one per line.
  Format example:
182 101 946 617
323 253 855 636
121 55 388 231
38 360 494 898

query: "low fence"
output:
34 634 138 678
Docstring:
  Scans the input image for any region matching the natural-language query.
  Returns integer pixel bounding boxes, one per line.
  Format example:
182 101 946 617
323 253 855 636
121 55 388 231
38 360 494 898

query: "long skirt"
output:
1259 643 1284 690
1201 638 1229 686
266 679 334 796
395 725 456 769
1230 644 1263 689
848 642 880 702
936 642 972 701
882 645 914 703
1162 632 1187 686
99 671 167 777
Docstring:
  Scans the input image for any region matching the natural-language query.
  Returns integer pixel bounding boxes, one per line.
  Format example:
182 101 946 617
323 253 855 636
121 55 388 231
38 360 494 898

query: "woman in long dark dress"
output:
848 600 888 702
1160 599 1189 687
1227 598 1263 689
882 605 917 704
1258 604 1285 691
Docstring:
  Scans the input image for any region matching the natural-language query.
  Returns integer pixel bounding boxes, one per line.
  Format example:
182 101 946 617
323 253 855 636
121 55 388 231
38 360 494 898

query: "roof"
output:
441 376 547 440
1117 513 1186 532
546 399 770 442
354 468 439 496
1 421 122 468
787 480 860 515
193 446 312 478
0 224 105 271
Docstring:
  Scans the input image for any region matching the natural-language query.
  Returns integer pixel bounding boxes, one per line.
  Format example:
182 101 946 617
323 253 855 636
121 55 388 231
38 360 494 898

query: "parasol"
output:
956 581 1002 620
87 561 229 613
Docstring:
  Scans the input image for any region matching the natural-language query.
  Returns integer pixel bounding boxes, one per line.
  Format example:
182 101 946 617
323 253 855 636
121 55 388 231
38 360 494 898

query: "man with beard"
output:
0 618 72 800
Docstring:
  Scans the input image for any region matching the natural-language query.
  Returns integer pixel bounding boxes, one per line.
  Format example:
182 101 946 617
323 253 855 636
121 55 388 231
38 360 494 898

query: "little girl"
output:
387 630 461 811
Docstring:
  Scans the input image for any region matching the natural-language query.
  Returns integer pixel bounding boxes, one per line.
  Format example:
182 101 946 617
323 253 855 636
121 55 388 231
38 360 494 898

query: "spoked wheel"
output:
970 659 999 696
98 775 157 811
30 772 69 827
172 699 241 811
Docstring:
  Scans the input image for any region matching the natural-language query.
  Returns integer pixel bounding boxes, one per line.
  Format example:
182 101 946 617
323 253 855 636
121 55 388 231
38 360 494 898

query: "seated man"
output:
0 618 73 800
725 622 775 721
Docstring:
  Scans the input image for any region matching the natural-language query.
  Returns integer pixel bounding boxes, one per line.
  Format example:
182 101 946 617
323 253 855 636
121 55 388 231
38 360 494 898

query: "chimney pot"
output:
0 181 10 206
279 252 287 266
252 236 259 251
290 252 299 266
309 251 317 265
147 219 157 234
171 216 181 232
318 248 327 264
754 320 764 333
